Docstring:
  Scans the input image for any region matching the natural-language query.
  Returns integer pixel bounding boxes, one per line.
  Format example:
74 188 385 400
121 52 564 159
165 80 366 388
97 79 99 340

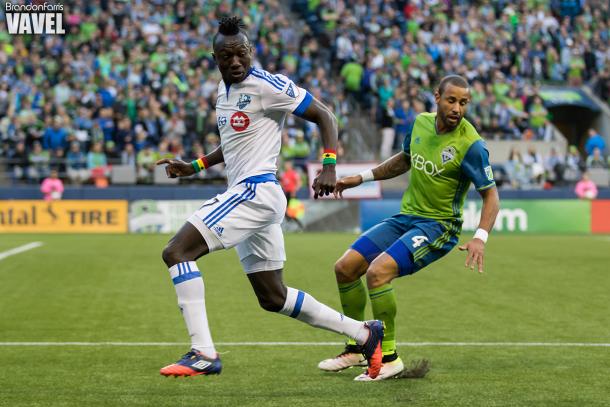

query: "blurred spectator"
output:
50 148 67 176
285 130 311 172
7 141 28 182
121 143 137 168
523 147 545 186
137 145 160 183
584 128 606 156
40 168 64 202
586 147 608 169
42 116 69 151
280 160 302 204
28 141 50 182
565 145 584 182
379 98 396 160
575 172 598 200
280 160 304 229
66 142 88 184
528 96 549 140
505 148 529 189
87 141 109 176
544 147 566 185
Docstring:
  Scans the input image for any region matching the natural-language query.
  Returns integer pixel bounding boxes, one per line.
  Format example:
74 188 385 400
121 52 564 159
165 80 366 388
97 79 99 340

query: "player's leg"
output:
244 259 383 378
356 218 459 381
318 249 370 370
159 190 244 377
320 217 406 371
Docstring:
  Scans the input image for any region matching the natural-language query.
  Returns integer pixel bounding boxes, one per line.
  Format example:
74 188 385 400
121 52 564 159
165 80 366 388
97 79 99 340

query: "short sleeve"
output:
461 140 496 191
254 70 313 118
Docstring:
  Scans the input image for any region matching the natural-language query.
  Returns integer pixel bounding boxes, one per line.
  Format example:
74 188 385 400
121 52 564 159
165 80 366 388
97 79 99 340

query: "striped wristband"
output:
191 157 208 173
321 149 337 165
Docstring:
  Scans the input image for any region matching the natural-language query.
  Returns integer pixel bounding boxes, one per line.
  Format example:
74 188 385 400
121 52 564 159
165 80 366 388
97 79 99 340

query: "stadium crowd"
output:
0 0 608 191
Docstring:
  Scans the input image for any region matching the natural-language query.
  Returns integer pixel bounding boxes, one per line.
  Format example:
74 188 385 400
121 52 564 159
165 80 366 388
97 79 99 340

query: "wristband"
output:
322 149 337 165
474 228 488 243
359 169 374 183
191 157 208 173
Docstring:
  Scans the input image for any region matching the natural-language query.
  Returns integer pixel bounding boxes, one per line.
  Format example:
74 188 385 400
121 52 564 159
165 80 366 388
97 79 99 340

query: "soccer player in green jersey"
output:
318 75 500 381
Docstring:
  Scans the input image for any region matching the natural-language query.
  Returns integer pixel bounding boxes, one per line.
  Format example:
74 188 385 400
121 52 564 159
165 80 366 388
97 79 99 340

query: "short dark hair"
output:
438 75 469 95
213 16 249 45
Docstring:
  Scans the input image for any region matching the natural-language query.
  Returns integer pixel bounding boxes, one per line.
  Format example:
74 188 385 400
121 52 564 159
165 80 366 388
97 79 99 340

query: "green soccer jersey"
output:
401 112 495 222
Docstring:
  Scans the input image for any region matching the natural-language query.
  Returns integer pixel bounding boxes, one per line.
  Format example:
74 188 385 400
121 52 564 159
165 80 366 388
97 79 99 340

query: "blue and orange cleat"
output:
160 349 222 377
360 320 384 379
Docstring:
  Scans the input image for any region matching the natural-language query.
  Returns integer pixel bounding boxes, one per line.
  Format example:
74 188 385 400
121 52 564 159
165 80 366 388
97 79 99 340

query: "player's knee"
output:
334 258 360 283
366 262 392 289
161 244 181 267
257 293 285 313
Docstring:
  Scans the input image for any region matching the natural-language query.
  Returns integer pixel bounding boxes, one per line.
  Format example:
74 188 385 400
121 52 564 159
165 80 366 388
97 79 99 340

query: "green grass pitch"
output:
0 233 609 406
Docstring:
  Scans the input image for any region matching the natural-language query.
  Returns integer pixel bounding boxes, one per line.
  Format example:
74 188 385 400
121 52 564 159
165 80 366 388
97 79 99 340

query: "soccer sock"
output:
369 284 397 355
279 287 369 345
169 261 216 358
338 279 367 346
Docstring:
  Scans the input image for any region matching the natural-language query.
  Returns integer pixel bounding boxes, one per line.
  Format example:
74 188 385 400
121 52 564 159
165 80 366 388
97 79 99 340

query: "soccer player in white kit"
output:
156 16 384 379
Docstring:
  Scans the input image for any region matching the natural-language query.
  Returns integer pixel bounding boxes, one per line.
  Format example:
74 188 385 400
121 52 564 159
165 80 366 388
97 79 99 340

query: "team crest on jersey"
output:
230 111 250 132
286 83 296 98
236 94 252 110
414 137 421 144
485 165 494 181
441 146 456 164
217 116 227 128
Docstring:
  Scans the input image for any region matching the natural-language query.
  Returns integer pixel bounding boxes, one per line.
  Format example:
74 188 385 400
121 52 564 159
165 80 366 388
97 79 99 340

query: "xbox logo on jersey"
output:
230 112 250 132
5 2 66 34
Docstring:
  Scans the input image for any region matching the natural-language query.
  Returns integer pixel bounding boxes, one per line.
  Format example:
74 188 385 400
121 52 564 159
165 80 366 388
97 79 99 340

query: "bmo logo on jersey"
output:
411 153 445 176
230 112 250 132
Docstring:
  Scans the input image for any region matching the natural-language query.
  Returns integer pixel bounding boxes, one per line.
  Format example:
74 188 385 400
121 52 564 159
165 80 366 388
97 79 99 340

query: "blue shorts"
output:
351 214 460 277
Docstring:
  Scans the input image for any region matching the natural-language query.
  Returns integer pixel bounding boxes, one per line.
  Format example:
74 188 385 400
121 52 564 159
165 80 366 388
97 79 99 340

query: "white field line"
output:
0 341 608 347
0 242 44 261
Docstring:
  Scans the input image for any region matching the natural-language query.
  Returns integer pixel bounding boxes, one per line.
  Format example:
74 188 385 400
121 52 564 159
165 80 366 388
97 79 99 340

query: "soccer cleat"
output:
159 349 222 377
354 353 405 381
318 344 367 372
360 320 384 379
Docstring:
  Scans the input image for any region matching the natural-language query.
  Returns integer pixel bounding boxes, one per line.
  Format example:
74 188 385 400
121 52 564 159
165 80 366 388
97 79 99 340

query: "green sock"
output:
338 279 367 346
369 284 397 355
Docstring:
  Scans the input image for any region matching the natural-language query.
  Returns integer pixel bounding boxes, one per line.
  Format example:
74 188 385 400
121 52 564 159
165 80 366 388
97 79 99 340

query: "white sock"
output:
279 287 369 345
169 262 216 358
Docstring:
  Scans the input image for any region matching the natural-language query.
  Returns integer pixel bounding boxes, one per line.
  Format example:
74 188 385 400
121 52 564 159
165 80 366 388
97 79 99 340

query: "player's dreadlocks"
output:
213 16 249 46
218 16 246 36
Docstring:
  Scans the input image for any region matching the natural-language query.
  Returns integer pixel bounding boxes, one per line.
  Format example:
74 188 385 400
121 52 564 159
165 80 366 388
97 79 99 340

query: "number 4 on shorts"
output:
411 236 429 248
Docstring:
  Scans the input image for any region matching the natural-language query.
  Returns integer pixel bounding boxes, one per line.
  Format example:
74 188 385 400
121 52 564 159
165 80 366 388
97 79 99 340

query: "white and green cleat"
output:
353 353 404 381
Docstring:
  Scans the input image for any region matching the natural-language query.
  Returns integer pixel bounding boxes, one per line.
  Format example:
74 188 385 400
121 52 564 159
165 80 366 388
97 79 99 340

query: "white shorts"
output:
188 174 287 273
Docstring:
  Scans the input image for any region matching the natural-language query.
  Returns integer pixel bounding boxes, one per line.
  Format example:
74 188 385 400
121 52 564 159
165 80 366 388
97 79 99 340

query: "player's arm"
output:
156 146 225 178
458 186 499 273
457 140 500 273
300 98 338 199
334 119 414 198
334 152 411 198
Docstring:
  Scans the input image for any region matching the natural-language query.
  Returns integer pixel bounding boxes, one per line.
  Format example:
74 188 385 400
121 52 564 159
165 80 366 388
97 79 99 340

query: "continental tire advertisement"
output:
0 200 128 233
361 199 598 234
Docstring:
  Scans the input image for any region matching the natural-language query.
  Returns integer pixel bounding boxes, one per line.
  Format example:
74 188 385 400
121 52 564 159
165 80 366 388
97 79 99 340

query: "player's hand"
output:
312 165 336 199
156 158 195 178
458 238 485 273
333 175 363 199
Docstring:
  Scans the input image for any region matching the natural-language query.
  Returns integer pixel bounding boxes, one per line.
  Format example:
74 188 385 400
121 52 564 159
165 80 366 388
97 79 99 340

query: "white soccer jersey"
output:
215 67 313 188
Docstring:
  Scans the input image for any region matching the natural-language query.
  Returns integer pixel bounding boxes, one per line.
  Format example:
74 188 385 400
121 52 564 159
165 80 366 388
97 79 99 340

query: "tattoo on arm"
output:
372 152 411 180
